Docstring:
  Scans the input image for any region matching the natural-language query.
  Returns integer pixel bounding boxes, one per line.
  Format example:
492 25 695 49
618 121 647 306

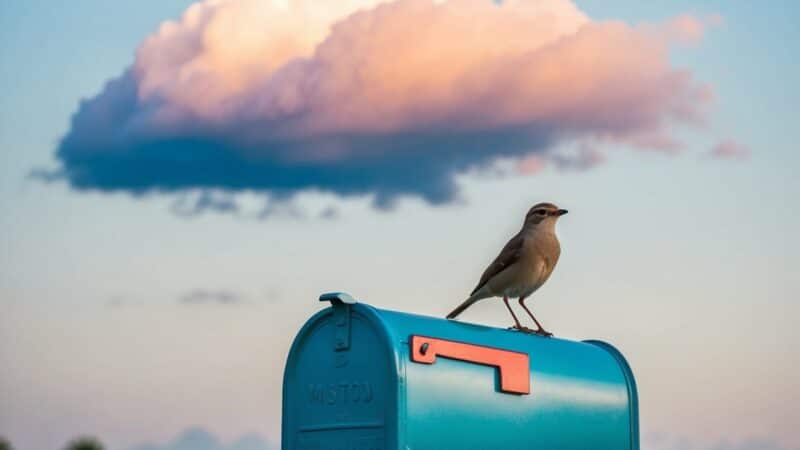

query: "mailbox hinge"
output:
319 292 357 352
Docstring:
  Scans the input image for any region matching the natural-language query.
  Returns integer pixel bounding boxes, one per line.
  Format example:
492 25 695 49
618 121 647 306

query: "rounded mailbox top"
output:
283 300 639 450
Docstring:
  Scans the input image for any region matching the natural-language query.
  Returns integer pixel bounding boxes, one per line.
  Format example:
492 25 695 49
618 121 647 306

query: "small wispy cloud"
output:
171 191 240 218
710 139 751 160
106 295 139 308
28 167 66 183
516 145 607 175
179 289 244 305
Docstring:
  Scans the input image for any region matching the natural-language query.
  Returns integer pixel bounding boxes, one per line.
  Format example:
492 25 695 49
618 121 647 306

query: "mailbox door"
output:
282 307 398 450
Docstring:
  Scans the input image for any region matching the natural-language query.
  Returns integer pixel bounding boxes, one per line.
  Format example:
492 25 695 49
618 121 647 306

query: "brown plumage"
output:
447 202 567 335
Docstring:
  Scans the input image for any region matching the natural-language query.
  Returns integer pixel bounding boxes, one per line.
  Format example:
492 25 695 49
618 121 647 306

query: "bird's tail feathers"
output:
446 293 482 320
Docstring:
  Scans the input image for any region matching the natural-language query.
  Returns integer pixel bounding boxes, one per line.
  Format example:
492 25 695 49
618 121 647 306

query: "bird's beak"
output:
556 209 568 216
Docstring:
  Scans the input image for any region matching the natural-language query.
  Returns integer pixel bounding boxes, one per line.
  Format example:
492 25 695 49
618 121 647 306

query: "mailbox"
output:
282 293 639 450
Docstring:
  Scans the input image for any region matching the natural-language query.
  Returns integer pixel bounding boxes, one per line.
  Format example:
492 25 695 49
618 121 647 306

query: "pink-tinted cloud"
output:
710 139 751 160
188 0 710 141
657 13 723 45
518 155 547 175
517 144 606 175
51 0 718 207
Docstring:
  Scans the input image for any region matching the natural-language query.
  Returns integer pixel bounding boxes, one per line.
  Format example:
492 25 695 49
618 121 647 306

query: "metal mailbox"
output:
282 293 639 450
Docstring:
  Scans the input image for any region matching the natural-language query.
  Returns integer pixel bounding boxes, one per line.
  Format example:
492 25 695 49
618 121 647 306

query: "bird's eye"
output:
535 209 547 215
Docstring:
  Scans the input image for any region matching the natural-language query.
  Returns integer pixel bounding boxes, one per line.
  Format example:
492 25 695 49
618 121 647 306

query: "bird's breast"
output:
492 233 560 298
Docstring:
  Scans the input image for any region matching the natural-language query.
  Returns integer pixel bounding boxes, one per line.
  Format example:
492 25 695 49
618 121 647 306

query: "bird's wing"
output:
470 231 525 295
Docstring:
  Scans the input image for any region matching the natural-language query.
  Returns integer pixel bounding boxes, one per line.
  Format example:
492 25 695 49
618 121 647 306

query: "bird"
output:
446 202 568 336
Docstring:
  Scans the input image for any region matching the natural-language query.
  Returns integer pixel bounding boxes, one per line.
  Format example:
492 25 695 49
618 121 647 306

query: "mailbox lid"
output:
376 307 639 450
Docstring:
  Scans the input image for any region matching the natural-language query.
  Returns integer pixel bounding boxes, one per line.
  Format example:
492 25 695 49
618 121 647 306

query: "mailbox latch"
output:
319 292 357 352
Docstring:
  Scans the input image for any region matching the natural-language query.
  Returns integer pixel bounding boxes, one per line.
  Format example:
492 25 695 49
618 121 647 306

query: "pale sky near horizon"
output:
0 1 798 450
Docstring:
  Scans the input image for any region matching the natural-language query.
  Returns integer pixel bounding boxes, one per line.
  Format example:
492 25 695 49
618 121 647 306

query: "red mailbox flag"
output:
410 335 530 395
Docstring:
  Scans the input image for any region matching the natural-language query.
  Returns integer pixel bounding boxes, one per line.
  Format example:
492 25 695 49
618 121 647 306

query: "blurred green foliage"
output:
0 436 12 450
65 437 105 450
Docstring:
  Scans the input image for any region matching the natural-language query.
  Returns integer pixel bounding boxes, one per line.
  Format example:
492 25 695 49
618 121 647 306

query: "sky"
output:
0 1 798 450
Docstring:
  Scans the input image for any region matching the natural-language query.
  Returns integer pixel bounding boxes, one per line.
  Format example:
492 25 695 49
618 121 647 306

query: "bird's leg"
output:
518 296 553 337
504 296 529 332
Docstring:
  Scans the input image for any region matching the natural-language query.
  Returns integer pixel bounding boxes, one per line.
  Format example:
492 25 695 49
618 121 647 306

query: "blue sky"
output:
0 1 798 450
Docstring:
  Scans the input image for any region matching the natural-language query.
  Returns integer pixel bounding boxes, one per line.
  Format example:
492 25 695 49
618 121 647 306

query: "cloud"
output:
106 295 142 308
710 139 751 160
50 0 716 207
318 205 340 220
170 190 241 217
129 428 275 450
28 167 67 183
551 146 607 171
658 13 723 45
516 143 605 175
179 289 244 305
517 154 547 175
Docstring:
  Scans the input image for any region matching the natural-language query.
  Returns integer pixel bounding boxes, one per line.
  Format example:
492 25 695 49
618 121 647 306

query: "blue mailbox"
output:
282 293 639 450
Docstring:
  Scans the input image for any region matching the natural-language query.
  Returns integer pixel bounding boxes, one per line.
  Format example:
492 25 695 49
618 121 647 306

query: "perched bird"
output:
447 202 568 336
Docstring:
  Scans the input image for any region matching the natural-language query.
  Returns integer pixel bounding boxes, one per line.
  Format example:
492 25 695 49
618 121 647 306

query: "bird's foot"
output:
534 329 553 337
509 325 535 333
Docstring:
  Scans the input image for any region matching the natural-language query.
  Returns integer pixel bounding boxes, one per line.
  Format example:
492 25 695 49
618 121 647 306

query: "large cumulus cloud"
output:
53 0 714 206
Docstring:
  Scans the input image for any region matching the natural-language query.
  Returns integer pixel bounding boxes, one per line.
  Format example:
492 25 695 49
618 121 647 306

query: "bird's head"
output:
524 202 568 228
